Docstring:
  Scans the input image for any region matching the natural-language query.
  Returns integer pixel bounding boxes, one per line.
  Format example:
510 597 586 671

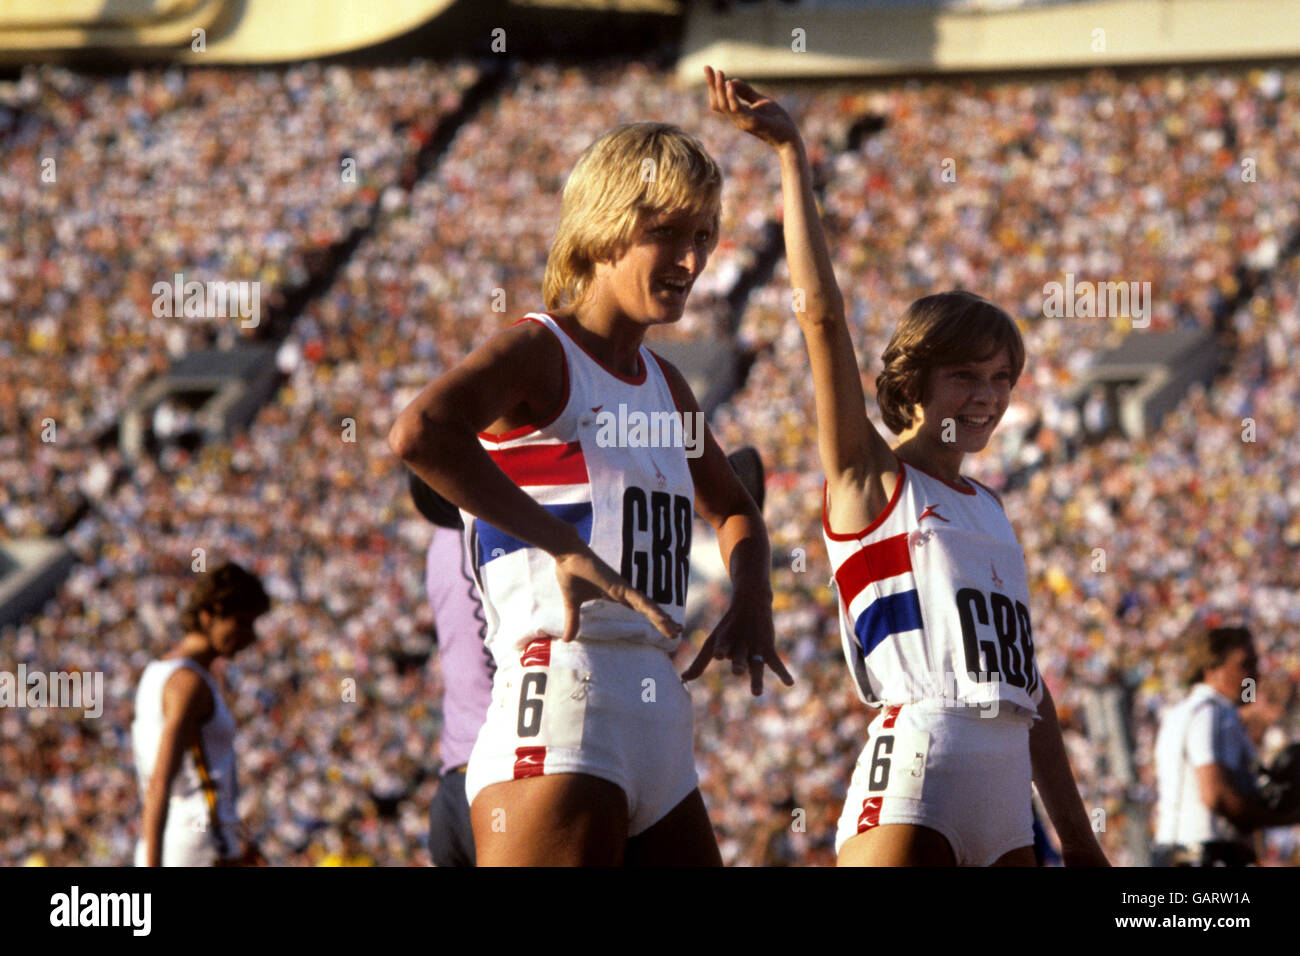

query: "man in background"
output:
1153 624 1300 865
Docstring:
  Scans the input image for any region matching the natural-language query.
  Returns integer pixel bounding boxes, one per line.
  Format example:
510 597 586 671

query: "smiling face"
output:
591 205 716 327
915 347 1014 453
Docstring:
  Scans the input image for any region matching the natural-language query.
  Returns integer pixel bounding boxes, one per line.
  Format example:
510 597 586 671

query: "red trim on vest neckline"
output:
541 311 647 385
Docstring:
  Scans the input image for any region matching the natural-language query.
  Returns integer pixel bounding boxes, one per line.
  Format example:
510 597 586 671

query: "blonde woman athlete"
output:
390 121 792 866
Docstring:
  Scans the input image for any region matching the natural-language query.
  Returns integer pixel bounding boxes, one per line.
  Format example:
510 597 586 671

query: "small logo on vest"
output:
918 504 949 523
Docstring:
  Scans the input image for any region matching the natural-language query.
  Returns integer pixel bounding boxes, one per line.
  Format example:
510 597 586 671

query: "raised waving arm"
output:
704 67 896 529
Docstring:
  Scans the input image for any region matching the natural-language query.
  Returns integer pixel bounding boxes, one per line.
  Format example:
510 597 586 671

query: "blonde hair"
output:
875 291 1026 435
543 123 722 312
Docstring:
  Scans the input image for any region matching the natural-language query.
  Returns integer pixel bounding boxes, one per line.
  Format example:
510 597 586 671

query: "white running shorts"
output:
836 701 1036 866
466 637 699 837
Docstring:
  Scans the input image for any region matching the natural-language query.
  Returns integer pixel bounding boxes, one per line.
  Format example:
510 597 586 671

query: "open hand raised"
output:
704 65 800 149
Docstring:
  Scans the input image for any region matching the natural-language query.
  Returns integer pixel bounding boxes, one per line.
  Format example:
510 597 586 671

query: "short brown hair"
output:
1183 625 1254 685
543 122 722 313
181 561 270 633
875 291 1026 435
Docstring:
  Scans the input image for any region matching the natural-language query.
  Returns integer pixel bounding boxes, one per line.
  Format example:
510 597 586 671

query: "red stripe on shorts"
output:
513 746 547 779
857 796 882 832
857 705 903 834
520 636 552 667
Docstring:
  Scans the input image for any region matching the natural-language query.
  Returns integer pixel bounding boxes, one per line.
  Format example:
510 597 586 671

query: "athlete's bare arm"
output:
654 356 793 695
389 320 680 644
1028 682 1110 866
142 668 212 866
705 66 897 531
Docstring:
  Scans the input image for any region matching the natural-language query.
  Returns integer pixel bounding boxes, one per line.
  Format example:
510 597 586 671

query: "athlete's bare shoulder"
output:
162 665 214 727
477 314 567 436
827 444 899 535
496 312 565 355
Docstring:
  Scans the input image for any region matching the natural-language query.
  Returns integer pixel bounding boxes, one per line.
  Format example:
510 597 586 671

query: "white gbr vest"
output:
466 313 695 660
823 455 1043 718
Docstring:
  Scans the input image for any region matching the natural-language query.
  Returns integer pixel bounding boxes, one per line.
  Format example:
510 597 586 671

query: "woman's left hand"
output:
705 65 801 150
682 591 794 695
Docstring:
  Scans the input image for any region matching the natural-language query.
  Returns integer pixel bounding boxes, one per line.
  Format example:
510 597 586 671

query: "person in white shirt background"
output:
1154 624 1300 865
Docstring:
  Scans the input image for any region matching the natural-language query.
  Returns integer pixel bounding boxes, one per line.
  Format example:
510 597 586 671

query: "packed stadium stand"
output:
3 50 1298 865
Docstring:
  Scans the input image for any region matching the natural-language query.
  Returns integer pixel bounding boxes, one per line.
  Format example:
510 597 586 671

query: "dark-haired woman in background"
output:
132 561 270 866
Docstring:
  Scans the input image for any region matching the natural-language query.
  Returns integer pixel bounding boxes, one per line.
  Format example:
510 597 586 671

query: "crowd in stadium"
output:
2 57 1298 866
0 61 479 540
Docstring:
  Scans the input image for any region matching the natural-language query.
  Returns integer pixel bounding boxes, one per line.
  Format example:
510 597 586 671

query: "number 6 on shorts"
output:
868 734 893 791
517 672 547 737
